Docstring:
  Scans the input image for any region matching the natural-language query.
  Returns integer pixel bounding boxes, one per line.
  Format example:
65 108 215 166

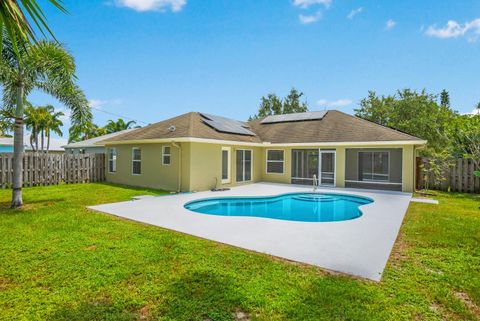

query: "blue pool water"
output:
184 193 373 222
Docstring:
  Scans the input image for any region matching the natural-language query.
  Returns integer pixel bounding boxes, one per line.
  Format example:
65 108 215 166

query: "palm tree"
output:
0 34 91 208
43 105 64 152
104 118 137 134
68 121 107 143
0 0 66 53
24 104 64 152
24 103 42 151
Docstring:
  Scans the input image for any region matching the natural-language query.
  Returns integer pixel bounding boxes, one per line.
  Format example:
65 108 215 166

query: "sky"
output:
29 0 480 138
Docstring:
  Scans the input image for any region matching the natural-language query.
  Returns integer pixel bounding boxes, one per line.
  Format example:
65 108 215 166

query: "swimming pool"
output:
184 193 373 222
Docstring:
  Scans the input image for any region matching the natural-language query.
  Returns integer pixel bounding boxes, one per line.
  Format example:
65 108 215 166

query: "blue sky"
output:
31 0 480 137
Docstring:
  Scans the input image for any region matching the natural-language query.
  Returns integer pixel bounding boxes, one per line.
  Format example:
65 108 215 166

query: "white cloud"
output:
347 7 362 20
293 0 331 9
425 18 480 42
299 11 322 24
467 108 480 115
116 0 186 12
317 98 352 108
385 19 396 30
88 98 123 110
53 108 71 125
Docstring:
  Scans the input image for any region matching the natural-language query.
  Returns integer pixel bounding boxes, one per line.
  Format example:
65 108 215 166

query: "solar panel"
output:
200 113 256 136
260 111 328 124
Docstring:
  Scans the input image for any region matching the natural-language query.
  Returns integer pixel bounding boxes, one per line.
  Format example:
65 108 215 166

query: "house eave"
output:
102 137 427 147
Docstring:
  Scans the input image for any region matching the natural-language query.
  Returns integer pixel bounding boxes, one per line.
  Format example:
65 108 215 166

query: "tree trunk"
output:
30 132 35 151
46 133 50 154
41 129 44 152
35 129 39 151
11 85 24 208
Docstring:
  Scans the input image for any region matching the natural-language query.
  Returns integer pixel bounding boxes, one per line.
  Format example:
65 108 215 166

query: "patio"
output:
89 183 412 281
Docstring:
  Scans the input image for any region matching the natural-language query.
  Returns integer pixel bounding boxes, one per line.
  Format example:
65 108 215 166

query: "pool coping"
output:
88 182 412 281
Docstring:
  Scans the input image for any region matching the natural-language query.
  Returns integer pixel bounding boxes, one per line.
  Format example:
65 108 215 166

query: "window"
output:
221 147 231 183
236 149 252 182
358 151 389 182
162 146 171 165
266 150 284 174
132 148 141 175
108 148 117 173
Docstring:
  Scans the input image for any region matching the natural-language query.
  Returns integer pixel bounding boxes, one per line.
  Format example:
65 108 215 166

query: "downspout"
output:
172 142 182 192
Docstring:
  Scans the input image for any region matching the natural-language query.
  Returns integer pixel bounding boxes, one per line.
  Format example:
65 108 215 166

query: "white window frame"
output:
358 150 390 182
266 149 284 174
108 147 117 173
221 147 231 184
319 150 336 187
132 147 141 175
162 145 171 165
236 149 253 182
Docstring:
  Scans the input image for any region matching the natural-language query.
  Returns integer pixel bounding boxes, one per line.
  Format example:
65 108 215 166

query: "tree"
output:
43 105 64 152
0 35 91 208
0 0 66 54
68 121 108 143
251 88 309 119
104 118 137 134
450 113 480 177
440 89 450 108
283 88 308 114
254 94 283 118
24 103 42 151
355 89 456 154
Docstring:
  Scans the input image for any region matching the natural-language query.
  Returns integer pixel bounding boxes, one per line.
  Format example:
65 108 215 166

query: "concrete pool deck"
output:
88 183 412 281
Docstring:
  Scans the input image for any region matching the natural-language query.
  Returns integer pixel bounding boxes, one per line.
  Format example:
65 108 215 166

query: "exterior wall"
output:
105 143 183 191
188 143 263 192
105 142 418 193
65 146 105 154
260 146 344 187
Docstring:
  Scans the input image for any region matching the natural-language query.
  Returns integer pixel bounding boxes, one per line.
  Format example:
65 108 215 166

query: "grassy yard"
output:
0 184 479 320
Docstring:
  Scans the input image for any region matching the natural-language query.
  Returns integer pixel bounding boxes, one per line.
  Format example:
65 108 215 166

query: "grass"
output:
0 183 479 320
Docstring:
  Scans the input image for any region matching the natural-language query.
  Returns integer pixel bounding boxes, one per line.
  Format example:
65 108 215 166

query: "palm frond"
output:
0 0 67 54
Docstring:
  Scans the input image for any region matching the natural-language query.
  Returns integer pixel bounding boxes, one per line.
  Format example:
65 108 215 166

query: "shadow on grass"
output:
156 270 246 320
49 270 247 321
0 198 66 214
95 182 170 195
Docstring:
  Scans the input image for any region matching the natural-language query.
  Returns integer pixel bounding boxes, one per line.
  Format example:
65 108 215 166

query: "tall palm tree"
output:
104 118 137 134
43 105 64 152
0 0 66 54
24 103 42 151
0 34 91 208
24 104 64 152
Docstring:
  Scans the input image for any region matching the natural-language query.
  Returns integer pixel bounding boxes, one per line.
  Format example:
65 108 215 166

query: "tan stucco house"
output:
101 110 426 193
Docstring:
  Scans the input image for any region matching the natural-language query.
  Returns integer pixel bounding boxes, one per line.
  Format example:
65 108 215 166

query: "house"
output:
0 135 67 154
62 129 136 154
101 110 426 193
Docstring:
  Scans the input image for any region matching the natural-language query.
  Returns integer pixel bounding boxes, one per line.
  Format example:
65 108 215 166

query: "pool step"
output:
292 195 339 202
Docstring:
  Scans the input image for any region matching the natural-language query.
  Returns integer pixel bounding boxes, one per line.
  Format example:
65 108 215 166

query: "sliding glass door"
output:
236 149 252 182
291 149 335 186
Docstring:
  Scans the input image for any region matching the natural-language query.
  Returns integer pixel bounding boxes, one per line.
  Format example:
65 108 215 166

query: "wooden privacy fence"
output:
416 157 480 193
0 153 105 188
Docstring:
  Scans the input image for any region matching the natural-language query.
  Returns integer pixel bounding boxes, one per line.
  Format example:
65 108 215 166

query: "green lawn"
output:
0 184 479 320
